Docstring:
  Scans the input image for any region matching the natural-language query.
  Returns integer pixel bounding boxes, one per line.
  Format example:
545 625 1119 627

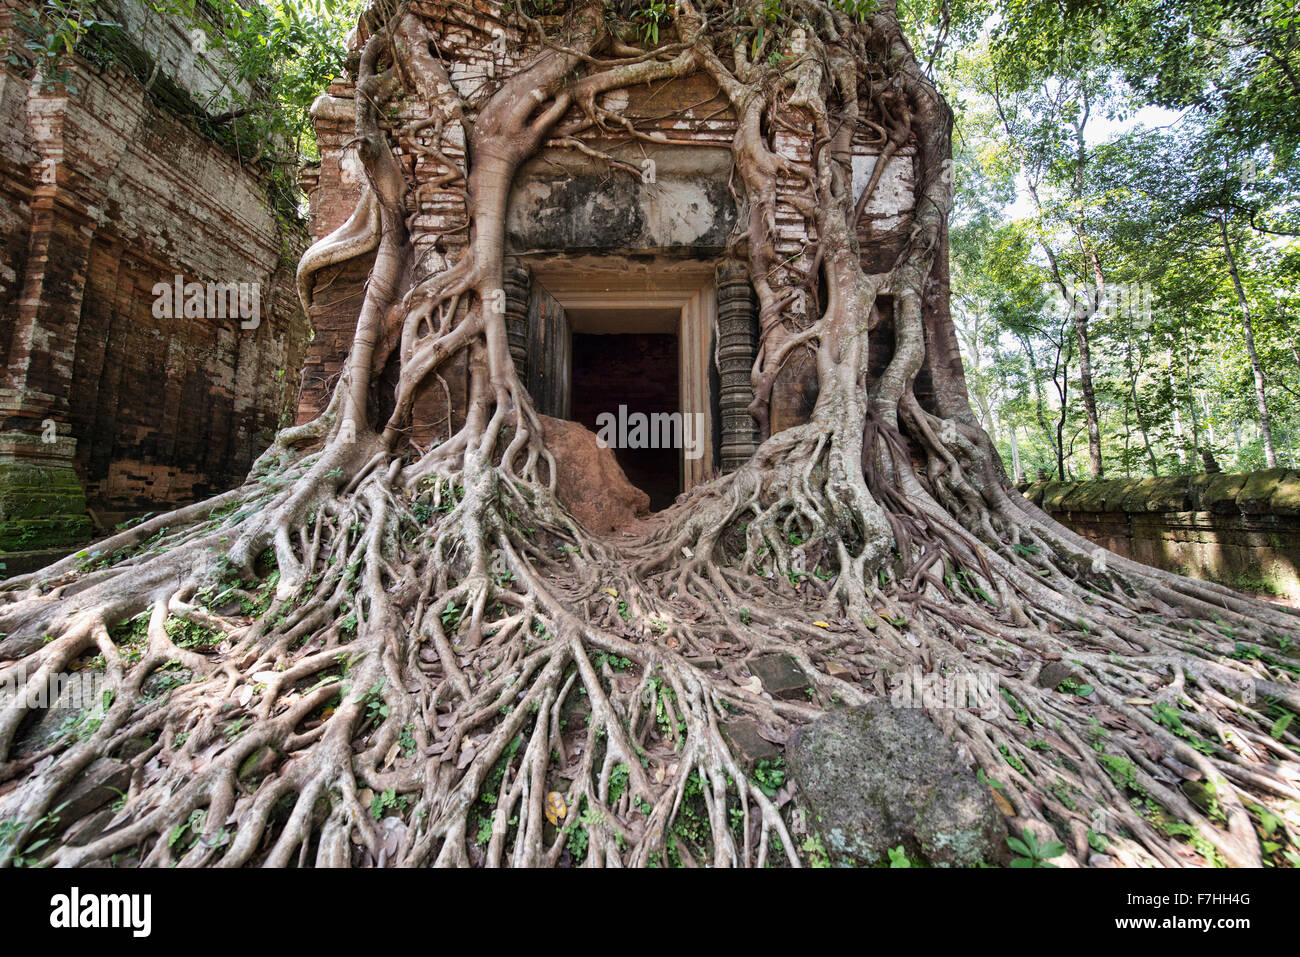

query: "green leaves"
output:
1007 827 1067 867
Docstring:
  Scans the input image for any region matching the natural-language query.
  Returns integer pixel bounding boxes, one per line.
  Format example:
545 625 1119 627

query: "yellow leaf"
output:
601 587 619 597
812 621 830 629
545 791 567 826
990 787 1014 816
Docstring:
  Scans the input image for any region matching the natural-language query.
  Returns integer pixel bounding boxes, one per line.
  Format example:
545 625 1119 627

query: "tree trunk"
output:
1220 214 1276 467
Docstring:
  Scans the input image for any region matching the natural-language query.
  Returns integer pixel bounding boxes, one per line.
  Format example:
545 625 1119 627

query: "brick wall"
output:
0 2 310 568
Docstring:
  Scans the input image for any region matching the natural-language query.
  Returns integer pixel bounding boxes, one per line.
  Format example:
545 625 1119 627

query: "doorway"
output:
523 262 719 499
570 332 680 510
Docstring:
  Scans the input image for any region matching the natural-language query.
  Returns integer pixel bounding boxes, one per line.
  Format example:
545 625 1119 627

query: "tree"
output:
1 0 1297 869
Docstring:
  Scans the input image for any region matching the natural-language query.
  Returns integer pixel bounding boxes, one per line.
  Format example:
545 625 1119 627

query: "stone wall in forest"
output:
1023 469 1300 600
0 1 310 576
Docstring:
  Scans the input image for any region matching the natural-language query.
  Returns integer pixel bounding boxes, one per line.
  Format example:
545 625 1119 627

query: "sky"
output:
1005 104 1187 219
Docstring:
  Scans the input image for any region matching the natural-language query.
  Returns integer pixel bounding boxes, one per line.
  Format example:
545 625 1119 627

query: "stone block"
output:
749 654 811 701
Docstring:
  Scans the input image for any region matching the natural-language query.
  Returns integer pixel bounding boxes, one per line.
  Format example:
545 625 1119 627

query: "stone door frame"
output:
526 260 717 491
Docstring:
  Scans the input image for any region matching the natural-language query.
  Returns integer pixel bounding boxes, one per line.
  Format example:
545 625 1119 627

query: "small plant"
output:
399 723 417 757
362 680 388 725
802 834 831 867
441 600 464 630
1056 676 1094 697
370 788 408 821
169 808 207 853
1007 828 1066 867
1152 701 1217 755
751 757 786 798
632 0 669 45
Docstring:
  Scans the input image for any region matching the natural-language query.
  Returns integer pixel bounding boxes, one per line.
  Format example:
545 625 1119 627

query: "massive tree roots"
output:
2 0 1299 868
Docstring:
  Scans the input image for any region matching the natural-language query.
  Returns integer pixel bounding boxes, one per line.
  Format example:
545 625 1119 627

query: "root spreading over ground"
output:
1 0 1298 868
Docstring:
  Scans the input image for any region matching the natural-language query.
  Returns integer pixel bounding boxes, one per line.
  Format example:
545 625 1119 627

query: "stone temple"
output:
0 2 308 573
0 0 936 561
297 0 927 522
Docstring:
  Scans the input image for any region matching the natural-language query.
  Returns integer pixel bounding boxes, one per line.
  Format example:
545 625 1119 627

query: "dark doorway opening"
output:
570 332 680 511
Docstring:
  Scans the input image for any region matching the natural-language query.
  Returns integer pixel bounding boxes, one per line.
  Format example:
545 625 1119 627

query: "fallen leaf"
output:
251 671 280 685
601 587 619 598
739 675 764 695
812 621 830 629
545 791 567 826
990 787 1015 816
236 686 254 707
756 723 790 745
457 745 477 770
383 741 401 769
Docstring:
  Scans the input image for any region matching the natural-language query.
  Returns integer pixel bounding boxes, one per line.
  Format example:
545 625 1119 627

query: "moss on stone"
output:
1189 473 1248 513
1038 481 1074 511
1117 476 1191 513
1058 477 1130 513
1269 471 1300 516
0 462 93 551
1235 467 1289 515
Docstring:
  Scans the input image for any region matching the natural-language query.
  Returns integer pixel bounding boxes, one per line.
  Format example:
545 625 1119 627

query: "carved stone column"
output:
716 259 759 473
502 256 531 385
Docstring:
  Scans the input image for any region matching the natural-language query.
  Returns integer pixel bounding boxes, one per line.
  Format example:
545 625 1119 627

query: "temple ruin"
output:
296 1 929 519
0 1 309 574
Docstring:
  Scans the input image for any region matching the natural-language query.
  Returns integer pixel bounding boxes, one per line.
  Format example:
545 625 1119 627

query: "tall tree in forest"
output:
976 59 1115 477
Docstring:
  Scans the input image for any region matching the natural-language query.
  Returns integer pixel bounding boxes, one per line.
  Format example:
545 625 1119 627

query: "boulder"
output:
540 415 649 533
787 702 1009 867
